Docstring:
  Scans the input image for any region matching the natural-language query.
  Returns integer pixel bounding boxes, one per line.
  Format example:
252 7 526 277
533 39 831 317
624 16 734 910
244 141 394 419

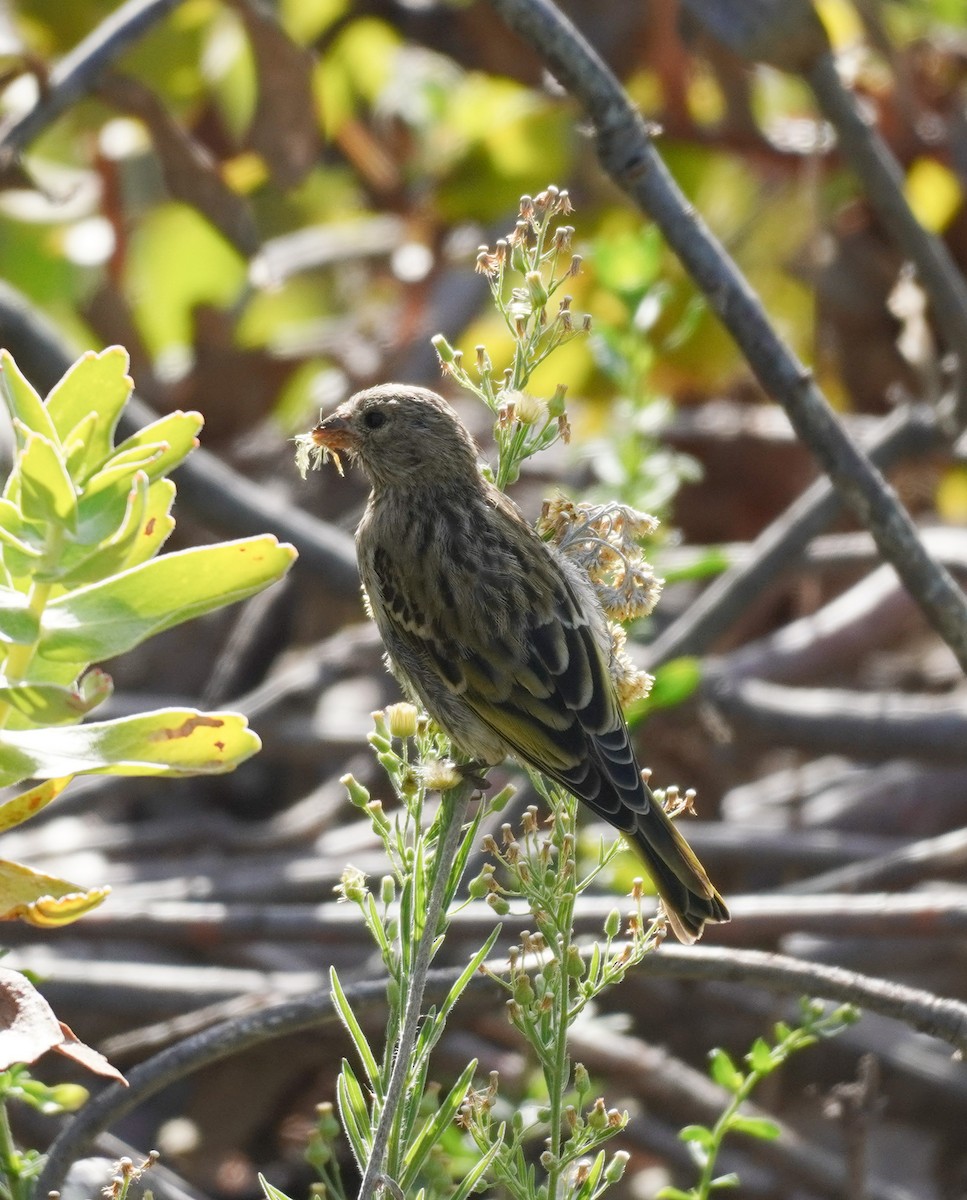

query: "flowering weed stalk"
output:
462 778 661 1200
290 187 700 1200
432 185 586 489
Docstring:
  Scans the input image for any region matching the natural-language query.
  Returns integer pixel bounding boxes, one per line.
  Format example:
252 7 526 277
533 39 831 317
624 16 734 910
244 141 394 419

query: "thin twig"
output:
487 0 967 674
785 826 967 896
643 403 942 668
806 52 967 423
33 939 967 1198
0 0 186 169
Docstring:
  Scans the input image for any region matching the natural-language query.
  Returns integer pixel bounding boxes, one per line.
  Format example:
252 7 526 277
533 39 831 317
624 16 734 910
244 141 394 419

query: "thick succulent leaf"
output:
0 707 261 787
124 478 176 568
0 863 110 927
43 346 132 480
15 427 78 533
0 669 112 724
108 409 204 480
51 472 150 587
0 499 43 559
0 777 72 834
0 351 58 444
39 535 296 662
0 590 39 646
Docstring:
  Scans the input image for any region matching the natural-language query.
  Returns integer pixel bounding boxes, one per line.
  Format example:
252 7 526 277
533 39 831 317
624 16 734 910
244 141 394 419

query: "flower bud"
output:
431 333 457 363
341 774 371 809
384 701 417 739
587 1098 608 1130
525 271 549 308
604 1151 630 1183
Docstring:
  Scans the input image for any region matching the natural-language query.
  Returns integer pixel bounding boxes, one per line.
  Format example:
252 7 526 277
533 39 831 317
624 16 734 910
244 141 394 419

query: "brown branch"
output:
487 0 967 674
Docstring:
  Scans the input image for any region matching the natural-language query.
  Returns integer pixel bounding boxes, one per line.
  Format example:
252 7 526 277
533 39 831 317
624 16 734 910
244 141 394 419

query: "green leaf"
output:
746 1036 775 1075
661 545 732 584
729 1116 781 1141
0 500 43 560
0 351 57 444
44 347 132 479
329 966 382 1097
0 591 39 646
52 473 150 588
336 1061 372 1169
0 778 72 834
626 657 702 727
0 708 261 787
63 411 99 478
679 1124 714 1148
0 670 112 724
708 1048 744 1094
709 1173 741 1189
258 1174 296 1200
125 480 177 568
0 859 109 926
400 1059 478 1190
16 427 78 533
437 925 502 1025
108 409 204 480
450 1134 502 1200
39 536 296 662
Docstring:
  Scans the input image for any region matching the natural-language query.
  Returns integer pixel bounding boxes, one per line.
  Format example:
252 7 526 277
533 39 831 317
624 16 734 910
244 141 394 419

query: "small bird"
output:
312 384 729 943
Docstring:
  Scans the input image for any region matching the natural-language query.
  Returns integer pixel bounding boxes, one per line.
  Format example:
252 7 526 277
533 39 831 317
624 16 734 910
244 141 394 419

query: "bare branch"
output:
487 0 967 673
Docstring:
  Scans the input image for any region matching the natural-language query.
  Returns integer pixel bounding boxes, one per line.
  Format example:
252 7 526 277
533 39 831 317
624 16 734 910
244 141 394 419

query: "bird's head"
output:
312 384 481 490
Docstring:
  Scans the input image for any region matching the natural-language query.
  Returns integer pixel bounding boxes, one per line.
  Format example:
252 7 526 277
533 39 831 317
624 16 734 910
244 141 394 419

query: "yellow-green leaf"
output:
0 351 58 445
0 707 261 786
0 778 72 834
0 861 109 926
43 347 133 480
40 536 296 662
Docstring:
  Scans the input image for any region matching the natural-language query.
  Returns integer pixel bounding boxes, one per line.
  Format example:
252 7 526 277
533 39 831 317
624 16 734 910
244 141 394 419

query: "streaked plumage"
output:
313 384 729 942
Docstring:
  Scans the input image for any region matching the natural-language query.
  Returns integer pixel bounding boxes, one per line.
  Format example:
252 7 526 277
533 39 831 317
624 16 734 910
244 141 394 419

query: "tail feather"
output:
629 799 730 944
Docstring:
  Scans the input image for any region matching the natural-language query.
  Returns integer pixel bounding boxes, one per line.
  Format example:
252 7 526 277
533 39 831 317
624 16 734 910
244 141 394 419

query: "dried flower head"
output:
538 499 662 624
611 625 654 707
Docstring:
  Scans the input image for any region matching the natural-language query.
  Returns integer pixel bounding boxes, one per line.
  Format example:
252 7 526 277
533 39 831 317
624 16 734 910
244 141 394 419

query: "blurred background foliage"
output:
2 3 967 1197
2 0 963 482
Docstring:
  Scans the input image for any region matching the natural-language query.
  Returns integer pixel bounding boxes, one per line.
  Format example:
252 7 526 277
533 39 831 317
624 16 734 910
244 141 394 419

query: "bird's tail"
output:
630 798 729 944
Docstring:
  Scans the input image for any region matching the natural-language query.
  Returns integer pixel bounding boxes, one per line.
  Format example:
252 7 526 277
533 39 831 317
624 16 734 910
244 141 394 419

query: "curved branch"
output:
643 404 942 669
704 673 967 762
806 52 967 422
0 0 185 168
34 940 967 1196
487 0 967 674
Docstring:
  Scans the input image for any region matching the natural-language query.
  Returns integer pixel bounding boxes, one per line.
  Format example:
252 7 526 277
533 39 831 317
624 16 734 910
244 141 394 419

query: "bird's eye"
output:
362 409 387 430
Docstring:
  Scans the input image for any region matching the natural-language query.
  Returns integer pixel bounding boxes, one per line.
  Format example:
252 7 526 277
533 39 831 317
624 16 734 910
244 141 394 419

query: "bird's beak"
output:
312 413 358 453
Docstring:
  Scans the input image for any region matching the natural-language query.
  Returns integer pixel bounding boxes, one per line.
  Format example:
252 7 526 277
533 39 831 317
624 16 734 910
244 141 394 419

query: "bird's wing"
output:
369 497 651 830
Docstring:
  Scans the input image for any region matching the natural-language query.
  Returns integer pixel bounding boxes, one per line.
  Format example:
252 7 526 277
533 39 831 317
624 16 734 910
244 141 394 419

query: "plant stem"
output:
356 780 475 1200
0 1098 25 1200
0 577 53 730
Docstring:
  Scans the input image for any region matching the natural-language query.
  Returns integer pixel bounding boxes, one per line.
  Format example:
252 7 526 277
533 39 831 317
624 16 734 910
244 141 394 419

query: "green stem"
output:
356 781 475 1200
695 1074 760 1199
543 796 579 1200
0 1098 25 1200
0 577 53 730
